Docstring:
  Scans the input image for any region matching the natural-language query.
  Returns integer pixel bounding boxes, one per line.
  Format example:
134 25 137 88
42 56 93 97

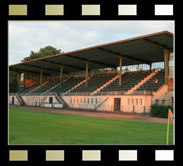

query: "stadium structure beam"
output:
40 69 43 85
65 54 117 68
142 39 173 51
23 72 26 89
22 63 60 74
98 47 151 65
9 68 50 76
119 57 123 86
60 65 63 86
17 72 21 91
85 62 88 87
149 63 152 71
41 59 86 71
164 49 170 84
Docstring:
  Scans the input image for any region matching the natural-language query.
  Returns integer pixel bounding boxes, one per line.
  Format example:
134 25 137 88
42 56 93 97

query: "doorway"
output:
12 97 14 105
114 98 121 112
49 97 53 104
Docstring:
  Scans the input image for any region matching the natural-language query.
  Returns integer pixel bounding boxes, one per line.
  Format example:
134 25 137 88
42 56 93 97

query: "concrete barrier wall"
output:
62 95 152 113
9 95 20 105
152 85 173 106
9 94 152 113
21 95 60 106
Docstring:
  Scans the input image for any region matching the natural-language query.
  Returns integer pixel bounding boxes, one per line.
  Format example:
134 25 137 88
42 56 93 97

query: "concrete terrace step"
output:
63 76 92 95
125 71 157 94
90 75 119 95
28 80 49 94
44 78 68 94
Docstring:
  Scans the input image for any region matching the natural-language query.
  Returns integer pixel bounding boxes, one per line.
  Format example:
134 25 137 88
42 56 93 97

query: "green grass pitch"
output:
9 108 173 145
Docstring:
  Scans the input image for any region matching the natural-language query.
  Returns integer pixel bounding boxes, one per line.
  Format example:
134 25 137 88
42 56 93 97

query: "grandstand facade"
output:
9 31 174 114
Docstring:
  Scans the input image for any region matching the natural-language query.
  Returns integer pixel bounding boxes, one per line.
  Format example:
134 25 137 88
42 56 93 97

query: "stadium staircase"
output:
28 80 49 94
18 82 39 93
39 96 47 106
32 79 61 93
49 76 85 95
54 93 69 108
99 71 151 94
43 78 68 94
91 74 119 95
63 76 92 95
125 71 157 94
69 73 117 94
95 96 109 110
134 69 165 93
16 93 26 105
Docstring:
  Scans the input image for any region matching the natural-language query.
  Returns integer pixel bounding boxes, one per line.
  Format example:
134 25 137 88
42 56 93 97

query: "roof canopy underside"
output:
9 31 173 76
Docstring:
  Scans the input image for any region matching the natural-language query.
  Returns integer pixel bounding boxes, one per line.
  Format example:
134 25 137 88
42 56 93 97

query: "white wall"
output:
62 95 152 113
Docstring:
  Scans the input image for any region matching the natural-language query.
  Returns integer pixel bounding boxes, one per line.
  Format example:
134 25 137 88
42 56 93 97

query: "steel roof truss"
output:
98 47 151 65
65 54 117 68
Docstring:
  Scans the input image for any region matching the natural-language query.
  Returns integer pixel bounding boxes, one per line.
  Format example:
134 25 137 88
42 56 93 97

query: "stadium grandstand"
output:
9 31 174 114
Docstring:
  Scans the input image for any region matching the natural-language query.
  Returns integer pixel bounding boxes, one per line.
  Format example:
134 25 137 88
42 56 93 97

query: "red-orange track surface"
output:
10 105 173 124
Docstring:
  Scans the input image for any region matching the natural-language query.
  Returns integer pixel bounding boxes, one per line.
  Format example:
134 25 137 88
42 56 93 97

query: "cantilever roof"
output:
9 31 173 76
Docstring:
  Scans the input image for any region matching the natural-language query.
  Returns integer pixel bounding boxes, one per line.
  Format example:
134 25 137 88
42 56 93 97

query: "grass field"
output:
9 108 173 145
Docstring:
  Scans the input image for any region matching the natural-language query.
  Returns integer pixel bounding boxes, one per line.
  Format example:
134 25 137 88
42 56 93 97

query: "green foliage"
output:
21 46 62 62
9 108 173 145
9 71 18 93
150 104 173 118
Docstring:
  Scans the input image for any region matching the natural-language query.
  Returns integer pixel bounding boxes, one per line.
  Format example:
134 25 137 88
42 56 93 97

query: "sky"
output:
9 21 174 65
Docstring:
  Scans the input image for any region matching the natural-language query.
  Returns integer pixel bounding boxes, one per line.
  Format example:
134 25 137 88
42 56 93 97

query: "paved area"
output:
10 105 173 124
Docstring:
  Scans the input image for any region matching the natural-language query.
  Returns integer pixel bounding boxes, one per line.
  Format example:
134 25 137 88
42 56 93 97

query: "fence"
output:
152 99 173 106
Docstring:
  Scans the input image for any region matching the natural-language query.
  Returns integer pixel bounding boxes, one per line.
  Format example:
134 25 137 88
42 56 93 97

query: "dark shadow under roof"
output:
9 31 173 76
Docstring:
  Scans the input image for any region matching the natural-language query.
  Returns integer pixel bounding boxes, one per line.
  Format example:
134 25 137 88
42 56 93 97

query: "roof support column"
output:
40 69 43 85
149 63 152 71
23 72 26 89
60 65 63 87
17 72 21 92
85 62 89 87
119 56 123 86
164 49 170 84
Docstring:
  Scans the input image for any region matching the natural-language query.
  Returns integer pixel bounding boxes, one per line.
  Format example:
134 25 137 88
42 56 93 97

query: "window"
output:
155 99 159 104
70 98 72 103
136 99 138 105
73 98 75 103
77 98 79 103
49 97 53 104
95 98 97 104
162 100 165 105
128 98 130 105
84 98 86 103
91 98 93 104
140 99 142 105
88 98 90 104
80 98 82 103
131 98 134 105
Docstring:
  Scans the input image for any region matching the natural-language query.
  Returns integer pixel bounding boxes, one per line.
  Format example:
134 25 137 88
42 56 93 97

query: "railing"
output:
13 92 57 96
9 90 153 97
129 90 153 95
97 91 127 95
9 93 17 96
66 92 91 96
120 105 151 114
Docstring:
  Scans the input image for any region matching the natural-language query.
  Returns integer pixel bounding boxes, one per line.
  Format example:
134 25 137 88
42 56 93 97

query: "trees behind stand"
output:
9 46 62 93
